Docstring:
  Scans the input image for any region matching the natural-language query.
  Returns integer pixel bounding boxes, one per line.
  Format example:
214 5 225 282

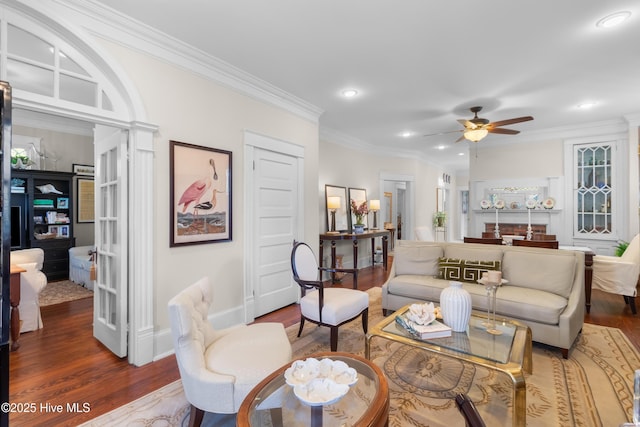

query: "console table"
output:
319 231 389 281
559 246 595 313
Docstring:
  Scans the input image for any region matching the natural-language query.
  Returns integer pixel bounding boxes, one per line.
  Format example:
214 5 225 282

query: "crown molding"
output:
47 0 323 124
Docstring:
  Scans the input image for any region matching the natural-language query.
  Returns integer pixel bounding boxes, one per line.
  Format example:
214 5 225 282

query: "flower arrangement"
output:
350 199 369 225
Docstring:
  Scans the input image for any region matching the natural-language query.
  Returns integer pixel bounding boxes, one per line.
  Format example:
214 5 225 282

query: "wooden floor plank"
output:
8 258 638 425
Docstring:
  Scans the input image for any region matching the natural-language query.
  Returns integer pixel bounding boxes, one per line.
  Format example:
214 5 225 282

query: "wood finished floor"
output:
8 259 640 426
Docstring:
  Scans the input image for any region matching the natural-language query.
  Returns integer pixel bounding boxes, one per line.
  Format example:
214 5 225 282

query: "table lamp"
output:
327 196 341 234
369 199 380 229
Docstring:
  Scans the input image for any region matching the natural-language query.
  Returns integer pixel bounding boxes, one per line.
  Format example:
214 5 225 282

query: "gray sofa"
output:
382 240 585 358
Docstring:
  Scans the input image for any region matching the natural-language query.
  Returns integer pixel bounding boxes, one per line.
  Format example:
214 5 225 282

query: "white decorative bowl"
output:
285 357 358 405
293 378 350 406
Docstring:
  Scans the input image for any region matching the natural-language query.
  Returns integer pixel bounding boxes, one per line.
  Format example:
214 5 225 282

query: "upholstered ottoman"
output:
69 246 95 290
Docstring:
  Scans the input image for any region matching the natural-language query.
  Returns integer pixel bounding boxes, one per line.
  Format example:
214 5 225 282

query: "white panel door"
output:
253 147 299 316
93 125 128 357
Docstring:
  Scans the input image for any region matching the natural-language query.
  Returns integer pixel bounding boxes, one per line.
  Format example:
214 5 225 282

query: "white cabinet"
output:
574 143 613 235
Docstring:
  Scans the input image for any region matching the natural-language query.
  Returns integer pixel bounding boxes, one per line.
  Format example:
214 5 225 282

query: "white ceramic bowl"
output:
293 378 350 406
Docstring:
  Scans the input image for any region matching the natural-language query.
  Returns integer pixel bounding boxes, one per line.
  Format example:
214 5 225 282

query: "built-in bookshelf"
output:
11 169 75 280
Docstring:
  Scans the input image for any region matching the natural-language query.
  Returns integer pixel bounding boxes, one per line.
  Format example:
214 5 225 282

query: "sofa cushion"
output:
386 275 450 301
394 245 443 276
444 245 504 263
501 250 576 299
438 257 501 283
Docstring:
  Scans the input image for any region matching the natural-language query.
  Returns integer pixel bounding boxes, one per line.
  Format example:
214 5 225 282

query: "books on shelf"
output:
395 315 452 339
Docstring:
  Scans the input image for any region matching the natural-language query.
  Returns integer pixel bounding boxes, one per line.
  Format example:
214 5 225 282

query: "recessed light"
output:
341 89 358 98
596 11 631 28
400 131 413 138
436 145 446 150
458 152 465 156
577 102 597 109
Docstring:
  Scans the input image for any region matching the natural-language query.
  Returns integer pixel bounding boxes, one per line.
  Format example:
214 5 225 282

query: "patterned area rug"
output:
80 287 638 426
39 279 93 307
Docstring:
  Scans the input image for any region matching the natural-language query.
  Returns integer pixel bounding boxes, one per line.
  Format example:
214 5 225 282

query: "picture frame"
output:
77 178 95 223
48 225 59 235
324 185 349 233
73 163 95 176
58 225 70 238
348 187 368 230
57 197 69 209
170 140 232 247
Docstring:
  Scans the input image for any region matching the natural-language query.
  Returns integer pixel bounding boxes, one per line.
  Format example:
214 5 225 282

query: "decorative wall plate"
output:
543 197 555 209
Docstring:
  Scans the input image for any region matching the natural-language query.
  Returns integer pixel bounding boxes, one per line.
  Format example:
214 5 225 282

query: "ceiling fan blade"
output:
458 119 477 129
489 116 533 128
423 129 462 137
455 134 466 143
488 127 519 135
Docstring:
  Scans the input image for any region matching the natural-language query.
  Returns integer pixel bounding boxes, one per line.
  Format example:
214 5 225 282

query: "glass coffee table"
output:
366 305 532 427
237 351 389 427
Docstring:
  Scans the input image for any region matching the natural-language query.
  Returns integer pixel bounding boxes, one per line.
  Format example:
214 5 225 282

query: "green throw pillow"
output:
438 257 501 283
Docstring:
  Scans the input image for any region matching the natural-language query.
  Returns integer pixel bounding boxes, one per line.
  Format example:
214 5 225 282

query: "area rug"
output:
80 287 638 426
39 279 93 307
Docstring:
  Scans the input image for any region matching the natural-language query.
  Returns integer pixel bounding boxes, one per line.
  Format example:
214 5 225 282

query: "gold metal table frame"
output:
366 305 532 427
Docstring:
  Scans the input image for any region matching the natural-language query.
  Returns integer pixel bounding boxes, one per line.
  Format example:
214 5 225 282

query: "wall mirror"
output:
325 185 349 233
384 192 393 226
436 188 445 212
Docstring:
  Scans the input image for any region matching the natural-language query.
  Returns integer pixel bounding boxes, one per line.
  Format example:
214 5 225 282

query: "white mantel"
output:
469 177 566 240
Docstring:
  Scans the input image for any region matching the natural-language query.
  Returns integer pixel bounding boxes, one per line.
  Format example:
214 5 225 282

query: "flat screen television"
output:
10 205 22 249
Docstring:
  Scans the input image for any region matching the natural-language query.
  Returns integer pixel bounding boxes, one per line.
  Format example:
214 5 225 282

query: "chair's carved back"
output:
291 242 319 282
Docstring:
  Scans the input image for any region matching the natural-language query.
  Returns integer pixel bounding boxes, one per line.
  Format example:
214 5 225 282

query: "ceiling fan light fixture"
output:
596 11 631 28
341 89 358 98
463 128 488 142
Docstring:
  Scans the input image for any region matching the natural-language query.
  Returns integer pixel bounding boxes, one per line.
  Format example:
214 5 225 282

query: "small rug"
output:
39 279 93 307
81 287 638 426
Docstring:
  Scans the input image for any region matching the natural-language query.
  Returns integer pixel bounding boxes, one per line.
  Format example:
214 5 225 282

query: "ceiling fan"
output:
426 106 534 143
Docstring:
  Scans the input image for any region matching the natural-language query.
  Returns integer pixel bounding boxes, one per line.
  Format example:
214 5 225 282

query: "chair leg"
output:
297 317 306 337
187 404 204 427
330 326 338 351
362 308 369 334
624 295 637 314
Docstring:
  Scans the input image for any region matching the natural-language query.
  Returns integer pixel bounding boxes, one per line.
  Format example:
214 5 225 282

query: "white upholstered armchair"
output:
11 248 48 332
592 234 640 314
168 276 292 426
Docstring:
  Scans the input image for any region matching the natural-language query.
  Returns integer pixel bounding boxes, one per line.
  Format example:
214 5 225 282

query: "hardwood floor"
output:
8 259 639 426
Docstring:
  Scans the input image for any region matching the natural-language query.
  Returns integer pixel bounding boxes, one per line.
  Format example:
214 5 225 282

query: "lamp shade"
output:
463 128 489 142
369 199 380 211
327 196 341 210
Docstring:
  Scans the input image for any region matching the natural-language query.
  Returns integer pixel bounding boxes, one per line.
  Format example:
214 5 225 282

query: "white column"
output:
127 123 156 366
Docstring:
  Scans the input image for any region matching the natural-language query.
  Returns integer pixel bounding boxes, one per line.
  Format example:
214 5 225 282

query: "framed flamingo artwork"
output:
170 140 232 246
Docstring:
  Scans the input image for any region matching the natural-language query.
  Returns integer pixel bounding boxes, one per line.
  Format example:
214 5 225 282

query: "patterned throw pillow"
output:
438 257 501 283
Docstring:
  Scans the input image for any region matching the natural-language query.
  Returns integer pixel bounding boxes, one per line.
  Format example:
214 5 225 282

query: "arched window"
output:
0 10 126 116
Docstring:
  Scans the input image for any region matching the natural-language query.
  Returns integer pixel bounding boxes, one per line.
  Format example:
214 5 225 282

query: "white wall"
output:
98 39 320 331
319 139 452 265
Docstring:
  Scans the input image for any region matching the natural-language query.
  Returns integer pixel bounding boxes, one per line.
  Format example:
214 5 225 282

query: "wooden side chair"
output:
532 234 557 241
464 237 503 245
291 241 369 351
513 239 559 249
